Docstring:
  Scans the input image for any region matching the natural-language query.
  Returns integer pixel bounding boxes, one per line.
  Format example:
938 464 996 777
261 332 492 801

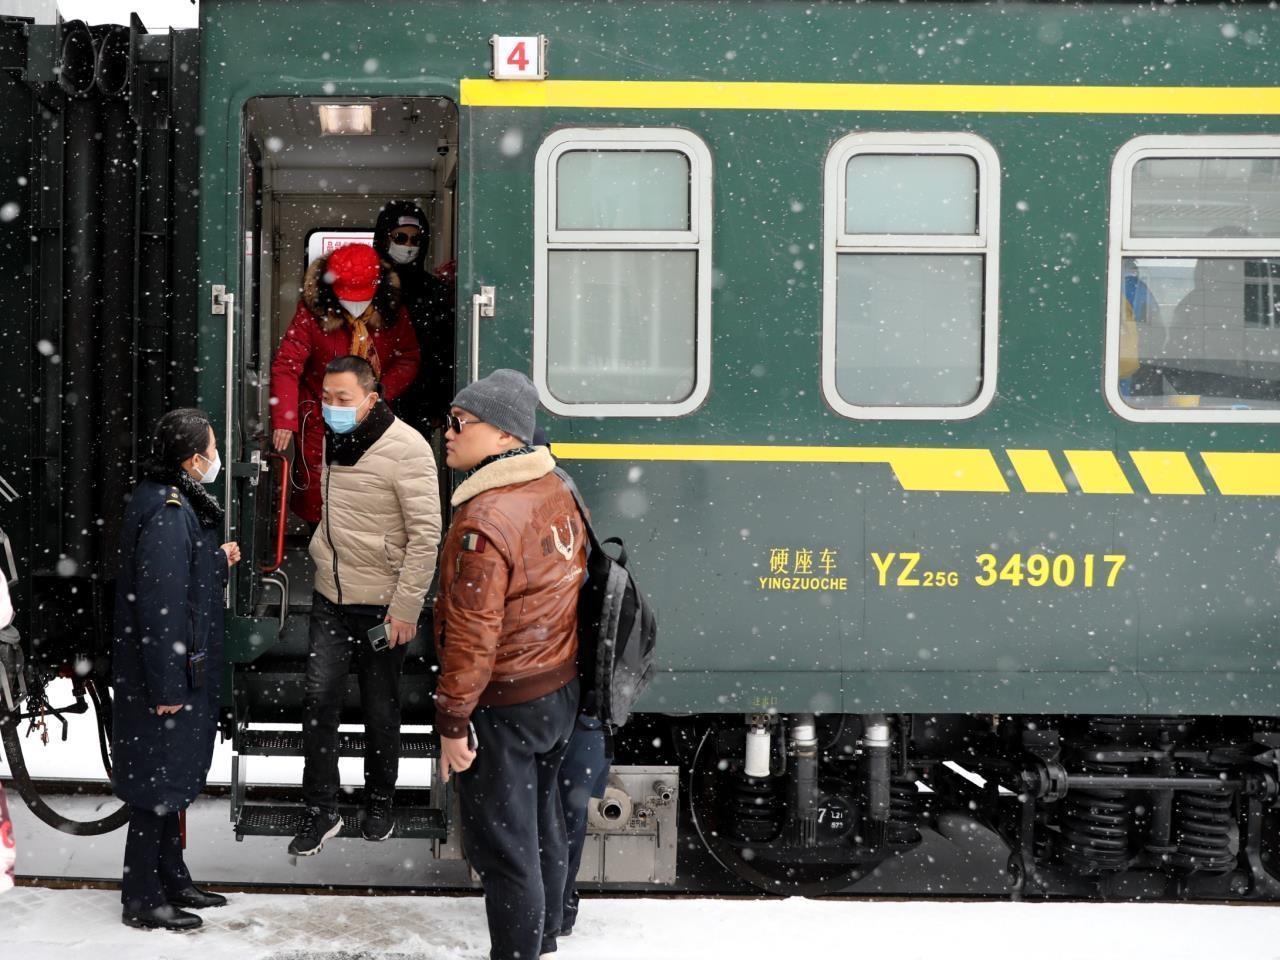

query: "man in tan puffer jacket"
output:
288 355 441 858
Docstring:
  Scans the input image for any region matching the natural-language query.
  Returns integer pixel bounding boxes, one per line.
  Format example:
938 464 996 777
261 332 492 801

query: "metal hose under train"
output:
1 680 129 836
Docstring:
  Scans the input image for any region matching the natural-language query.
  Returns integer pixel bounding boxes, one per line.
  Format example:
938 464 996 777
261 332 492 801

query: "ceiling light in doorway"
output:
317 103 373 135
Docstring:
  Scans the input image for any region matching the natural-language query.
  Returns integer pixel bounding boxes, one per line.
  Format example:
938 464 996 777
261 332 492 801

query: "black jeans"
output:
559 712 610 934
302 592 408 812
458 680 578 960
121 805 192 911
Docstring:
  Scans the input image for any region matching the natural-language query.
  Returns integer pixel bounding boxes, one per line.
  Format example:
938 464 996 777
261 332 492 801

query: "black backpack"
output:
556 468 657 729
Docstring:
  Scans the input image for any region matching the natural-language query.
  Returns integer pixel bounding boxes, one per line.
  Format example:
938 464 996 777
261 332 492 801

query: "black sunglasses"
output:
445 413 482 433
390 231 422 246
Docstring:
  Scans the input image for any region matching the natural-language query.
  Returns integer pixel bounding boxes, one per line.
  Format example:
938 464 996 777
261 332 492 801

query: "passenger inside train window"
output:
1123 242 1280 408
1119 151 1280 411
372 201 455 435
269 243 420 524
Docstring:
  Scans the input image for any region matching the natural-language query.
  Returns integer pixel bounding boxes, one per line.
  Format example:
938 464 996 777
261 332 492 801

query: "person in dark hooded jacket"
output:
372 201 454 432
112 408 241 930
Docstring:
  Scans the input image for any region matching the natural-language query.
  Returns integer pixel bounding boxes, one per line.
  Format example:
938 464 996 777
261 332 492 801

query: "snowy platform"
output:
3 886 1278 960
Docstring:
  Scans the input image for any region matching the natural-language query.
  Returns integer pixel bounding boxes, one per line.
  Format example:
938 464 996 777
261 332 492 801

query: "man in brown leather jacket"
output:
435 369 584 960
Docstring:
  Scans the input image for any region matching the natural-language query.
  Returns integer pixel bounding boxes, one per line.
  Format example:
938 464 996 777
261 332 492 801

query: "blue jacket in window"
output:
111 479 227 812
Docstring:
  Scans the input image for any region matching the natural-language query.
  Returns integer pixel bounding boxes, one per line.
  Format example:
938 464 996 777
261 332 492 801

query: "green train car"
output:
3 0 1280 899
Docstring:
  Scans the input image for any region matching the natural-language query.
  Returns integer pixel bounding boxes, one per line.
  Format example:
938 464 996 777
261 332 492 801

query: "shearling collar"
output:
451 446 555 507
302 255 402 333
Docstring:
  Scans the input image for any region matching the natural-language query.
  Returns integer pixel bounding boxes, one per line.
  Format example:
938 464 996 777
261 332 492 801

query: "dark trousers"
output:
302 592 408 811
559 713 610 934
458 680 578 960
121 805 191 911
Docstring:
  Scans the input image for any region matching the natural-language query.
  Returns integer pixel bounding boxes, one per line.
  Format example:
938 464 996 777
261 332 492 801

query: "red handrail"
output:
260 451 289 574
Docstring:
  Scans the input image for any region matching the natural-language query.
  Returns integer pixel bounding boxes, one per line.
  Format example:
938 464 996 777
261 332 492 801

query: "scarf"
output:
469 445 538 478
346 305 382 380
325 399 395 466
175 472 225 530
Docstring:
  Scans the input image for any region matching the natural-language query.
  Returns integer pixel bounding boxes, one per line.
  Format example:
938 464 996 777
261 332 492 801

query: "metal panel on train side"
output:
197 0 1280 715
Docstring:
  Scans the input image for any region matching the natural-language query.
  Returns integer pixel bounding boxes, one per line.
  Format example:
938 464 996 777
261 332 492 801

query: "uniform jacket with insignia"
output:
433 446 584 738
111 478 227 812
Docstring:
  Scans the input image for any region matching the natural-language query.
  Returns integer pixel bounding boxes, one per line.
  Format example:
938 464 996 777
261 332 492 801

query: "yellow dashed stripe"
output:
1064 451 1134 494
1007 449 1067 494
1201 452 1280 496
1130 451 1205 496
460 79 1280 115
552 443 1280 496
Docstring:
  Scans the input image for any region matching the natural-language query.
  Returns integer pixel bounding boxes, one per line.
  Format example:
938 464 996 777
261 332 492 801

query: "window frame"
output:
821 132 1002 421
1106 135 1280 424
533 126 713 418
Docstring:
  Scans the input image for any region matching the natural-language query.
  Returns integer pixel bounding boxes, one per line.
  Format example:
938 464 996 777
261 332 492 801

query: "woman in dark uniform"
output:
111 408 240 930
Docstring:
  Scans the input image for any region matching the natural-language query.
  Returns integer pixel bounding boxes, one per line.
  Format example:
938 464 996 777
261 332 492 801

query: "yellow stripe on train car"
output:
552 443 1008 492
461 79 1280 115
1201 452 1280 496
1130 451 1206 496
551 444 1280 497
1007 450 1068 494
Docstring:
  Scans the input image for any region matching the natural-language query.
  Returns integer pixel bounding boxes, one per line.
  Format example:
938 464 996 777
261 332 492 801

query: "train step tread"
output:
235 728 439 758
234 801 447 841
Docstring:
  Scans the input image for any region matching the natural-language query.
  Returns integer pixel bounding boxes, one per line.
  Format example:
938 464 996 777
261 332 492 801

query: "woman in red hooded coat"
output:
270 243 420 523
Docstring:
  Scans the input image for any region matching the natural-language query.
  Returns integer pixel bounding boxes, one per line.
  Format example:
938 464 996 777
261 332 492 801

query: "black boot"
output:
361 792 395 841
167 885 229 909
122 904 203 931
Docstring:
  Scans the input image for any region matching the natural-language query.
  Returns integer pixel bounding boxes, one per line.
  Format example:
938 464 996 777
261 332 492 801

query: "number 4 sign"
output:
490 35 548 80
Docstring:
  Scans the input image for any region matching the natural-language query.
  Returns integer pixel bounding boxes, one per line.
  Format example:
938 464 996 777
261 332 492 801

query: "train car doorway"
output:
221 97 458 842
237 95 457 633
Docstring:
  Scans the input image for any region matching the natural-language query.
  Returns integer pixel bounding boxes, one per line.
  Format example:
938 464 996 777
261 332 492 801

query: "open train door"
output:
220 92 459 846
0 14 201 834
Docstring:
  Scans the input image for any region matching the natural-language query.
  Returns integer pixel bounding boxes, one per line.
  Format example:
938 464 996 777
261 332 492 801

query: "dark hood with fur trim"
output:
302 252 403 333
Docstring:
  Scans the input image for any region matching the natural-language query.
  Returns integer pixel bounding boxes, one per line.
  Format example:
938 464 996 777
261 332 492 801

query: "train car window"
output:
1106 136 1280 423
822 133 1001 420
1130 157 1280 239
556 151 691 231
304 228 376 265
845 154 978 235
534 128 713 417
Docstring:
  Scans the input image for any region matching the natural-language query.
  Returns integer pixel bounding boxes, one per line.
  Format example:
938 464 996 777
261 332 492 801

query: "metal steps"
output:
229 660 451 844
234 800 447 841
235 728 439 759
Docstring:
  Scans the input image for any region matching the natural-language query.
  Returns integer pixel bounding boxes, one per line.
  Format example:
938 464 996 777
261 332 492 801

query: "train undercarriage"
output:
8 645 1280 902
660 711 1280 900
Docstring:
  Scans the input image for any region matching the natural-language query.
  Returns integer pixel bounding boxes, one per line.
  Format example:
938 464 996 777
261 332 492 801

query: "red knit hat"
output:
326 243 381 300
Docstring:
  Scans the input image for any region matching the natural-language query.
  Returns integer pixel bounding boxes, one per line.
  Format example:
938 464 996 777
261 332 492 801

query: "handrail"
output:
470 285 494 382
260 451 289 575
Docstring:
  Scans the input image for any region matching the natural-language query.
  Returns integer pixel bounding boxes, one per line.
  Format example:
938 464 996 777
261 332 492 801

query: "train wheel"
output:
687 728 887 896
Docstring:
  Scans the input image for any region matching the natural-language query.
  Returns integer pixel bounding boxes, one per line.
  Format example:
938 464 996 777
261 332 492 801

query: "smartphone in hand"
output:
367 621 391 652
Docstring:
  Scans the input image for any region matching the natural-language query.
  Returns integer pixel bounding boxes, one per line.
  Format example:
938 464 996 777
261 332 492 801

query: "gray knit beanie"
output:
451 369 538 444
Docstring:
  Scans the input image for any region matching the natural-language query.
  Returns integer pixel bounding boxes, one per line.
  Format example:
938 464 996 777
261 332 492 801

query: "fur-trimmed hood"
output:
302 252 403 333
451 446 555 507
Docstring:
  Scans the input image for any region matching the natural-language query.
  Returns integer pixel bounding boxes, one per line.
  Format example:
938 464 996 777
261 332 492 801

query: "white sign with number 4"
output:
491 35 546 80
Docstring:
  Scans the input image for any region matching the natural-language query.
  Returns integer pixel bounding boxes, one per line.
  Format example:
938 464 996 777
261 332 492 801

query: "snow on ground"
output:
2 886 1278 960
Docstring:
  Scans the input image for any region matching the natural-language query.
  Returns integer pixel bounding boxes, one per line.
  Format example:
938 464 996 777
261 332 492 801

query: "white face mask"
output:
339 298 372 318
388 243 418 265
195 451 221 485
